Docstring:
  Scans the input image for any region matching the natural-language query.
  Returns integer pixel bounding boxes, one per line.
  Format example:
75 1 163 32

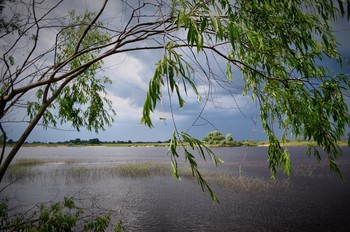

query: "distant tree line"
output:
3 133 260 146
4 138 171 145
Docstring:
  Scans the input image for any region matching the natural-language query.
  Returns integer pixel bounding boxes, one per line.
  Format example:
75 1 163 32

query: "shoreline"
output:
4 140 348 148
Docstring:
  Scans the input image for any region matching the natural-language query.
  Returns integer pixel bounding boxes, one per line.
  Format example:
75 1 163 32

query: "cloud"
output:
107 94 142 121
105 54 150 92
102 55 152 122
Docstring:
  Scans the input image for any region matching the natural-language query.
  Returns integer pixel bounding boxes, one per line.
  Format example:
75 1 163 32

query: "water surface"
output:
1 146 350 231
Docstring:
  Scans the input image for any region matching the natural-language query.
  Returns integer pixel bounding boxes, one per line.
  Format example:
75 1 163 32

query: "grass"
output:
18 143 171 148
103 143 170 147
176 168 292 192
257 140 349 147
207 173 291 192
11 158 54 166
64 166 92 177
4 161 41 181
292 166 318 177
4 159 291 192
4 158 65 181
105 163 170 177
5 166 34 179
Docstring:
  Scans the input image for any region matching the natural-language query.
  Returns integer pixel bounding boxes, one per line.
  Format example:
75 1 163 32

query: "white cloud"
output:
208 94 251 111
107 93 142 121
105 54 151 92
107 91 169 123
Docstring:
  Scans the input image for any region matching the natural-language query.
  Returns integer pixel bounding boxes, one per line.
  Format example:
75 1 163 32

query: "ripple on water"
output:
1 146 350 231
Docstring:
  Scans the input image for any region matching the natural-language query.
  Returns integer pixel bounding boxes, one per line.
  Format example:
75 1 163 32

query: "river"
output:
1 146 350 231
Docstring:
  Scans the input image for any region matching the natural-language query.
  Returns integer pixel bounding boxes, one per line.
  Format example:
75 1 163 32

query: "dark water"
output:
1 146 350 231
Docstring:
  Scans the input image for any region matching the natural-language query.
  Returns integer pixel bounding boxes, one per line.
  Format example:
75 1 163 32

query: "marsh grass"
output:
180 168 291 192
207 174 291 192
258 140 348 147
4 158 61 181
104 163 171 177
291 165 345 178
292 166 318 177
170 167 291 192
5 165 37 181
4 158 75 181
12 158 80 166
5 165 31 177
102 164 290 191
12 158 54 166
42 163 171 180
65 166 93 177
4 160 291 192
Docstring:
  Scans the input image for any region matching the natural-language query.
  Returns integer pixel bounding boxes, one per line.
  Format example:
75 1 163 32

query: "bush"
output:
0 197 126 232
203 130 236 146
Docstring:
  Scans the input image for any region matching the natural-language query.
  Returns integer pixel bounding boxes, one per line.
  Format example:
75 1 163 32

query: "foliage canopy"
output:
141 0 350 185
202 130 235 146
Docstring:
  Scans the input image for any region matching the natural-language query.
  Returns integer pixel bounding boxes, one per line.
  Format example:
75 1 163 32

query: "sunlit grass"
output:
12 158 53 166
258 140 348 147
103 143 170 147
104 163 171 177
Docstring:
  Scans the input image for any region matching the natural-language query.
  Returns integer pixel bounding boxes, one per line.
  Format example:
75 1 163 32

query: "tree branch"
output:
74 0 108 54
0 122 6 166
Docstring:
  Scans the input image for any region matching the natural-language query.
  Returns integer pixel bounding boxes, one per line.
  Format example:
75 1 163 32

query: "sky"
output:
2 0 350 143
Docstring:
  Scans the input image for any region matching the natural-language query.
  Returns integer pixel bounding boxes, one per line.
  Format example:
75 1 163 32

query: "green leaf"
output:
226 61 232 80
314 148 321 162
165 130 222 203
200 16 207 32
216 17 224 39
328 156 344 182
228 23 236 49
209 13 217 32
36 89 44 99
8 56 14 65
153 0 350 199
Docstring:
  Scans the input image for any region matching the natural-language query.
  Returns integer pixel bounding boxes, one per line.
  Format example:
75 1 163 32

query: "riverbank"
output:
5 139 349 148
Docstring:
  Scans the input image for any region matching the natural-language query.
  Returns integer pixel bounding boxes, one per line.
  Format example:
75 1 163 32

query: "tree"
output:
226 134 233 143
73 138 81 144
88 138 100 145
1 1 115 182
1 0 350 201
202 130 226 144
0 0 19 34
202 131 234 145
